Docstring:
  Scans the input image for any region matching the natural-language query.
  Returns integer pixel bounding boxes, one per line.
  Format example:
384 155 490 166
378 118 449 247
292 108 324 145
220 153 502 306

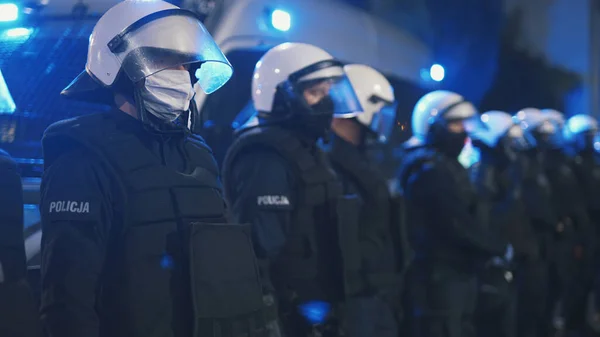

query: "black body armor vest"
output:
43 113 266 337
326 139 403 294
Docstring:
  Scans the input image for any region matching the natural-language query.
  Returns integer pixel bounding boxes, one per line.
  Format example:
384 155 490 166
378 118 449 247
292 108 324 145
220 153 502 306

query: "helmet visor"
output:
369 103 396 142
446 114 483 134
110 11 232 94
293 63 363 118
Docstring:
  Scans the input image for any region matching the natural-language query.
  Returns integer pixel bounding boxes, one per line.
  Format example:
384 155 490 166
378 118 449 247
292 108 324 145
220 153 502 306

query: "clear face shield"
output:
444 114 483 135
108 9 233 94
428 101 481 157
369 102 396 143
285 60 363 118
433 100 482 135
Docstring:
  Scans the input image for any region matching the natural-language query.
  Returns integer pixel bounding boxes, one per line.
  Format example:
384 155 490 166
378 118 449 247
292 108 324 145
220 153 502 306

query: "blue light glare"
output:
0 3 19 22
430 64 445 82
160 254 174 269
3 27 32 39
298 301 330 325
271 9 291 32
458 138 480 168
0 70 16 114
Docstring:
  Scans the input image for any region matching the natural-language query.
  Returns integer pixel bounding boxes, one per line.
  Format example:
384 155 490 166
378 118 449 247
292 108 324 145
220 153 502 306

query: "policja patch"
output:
43 199 99 222
49 201 90 214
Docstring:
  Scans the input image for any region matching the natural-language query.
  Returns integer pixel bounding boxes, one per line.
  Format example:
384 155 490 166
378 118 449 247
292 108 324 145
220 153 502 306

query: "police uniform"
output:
516 150 556 337
399 146 506 337
567 150 600 333
40 111 266 337
544 148 592 335
222 124 347 337
470 161 523 337
324 134 400 337
0 149 42 337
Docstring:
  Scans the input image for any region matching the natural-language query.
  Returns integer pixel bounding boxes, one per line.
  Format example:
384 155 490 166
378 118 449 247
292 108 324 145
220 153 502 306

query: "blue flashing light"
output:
3 27 32 39
298 301 330 325
160 254 174 269
0 70 16 114
0 3 19 22
430 64 445 82
271 9 291 32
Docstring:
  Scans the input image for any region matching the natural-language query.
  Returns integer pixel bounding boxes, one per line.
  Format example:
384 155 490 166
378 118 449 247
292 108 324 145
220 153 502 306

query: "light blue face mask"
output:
140 69 195 122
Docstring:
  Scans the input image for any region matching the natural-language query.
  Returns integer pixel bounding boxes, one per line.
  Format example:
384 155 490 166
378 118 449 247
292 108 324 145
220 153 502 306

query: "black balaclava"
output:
427 122 467 158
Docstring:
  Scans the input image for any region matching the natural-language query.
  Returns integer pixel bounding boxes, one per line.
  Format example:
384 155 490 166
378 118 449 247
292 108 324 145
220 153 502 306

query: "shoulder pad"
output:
44 113 107 138
42 113 111 171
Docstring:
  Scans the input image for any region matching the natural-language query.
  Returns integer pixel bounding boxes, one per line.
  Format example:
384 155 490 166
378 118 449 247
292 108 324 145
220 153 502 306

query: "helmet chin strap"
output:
133 86 163 132
134 87 148 124
188 97 202 133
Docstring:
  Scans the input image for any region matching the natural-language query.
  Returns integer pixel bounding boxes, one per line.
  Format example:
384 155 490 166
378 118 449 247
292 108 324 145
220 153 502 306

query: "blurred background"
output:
0 0 597 208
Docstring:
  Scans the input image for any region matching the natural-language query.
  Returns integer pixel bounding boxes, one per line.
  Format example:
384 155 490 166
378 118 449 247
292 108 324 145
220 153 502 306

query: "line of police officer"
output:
2 1 600 336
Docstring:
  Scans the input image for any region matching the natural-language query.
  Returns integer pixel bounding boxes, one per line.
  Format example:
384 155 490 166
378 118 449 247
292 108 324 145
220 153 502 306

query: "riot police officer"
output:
324 64 400 337
398 90 507 337
0 149 42 337
563 114 600 336
469 111 537 337
221 42 364 337
40 1 267 336
513 108 561 337
540 109 592 337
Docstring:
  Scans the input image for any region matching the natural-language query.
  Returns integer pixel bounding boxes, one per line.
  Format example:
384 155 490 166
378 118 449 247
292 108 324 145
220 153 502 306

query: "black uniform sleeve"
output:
409 162 506 257
228 150 295 261
40 150 114 337
0 149 26 282
0 150 43 337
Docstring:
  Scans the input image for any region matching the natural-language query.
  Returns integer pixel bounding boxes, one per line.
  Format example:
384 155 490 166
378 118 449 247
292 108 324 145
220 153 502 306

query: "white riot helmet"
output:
252 43 362 121
409 90 479 156
471 111 525 148
61 0 232 125
410 90 478 140
514 107 558 148
343 64 395 142
564 114 600 152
